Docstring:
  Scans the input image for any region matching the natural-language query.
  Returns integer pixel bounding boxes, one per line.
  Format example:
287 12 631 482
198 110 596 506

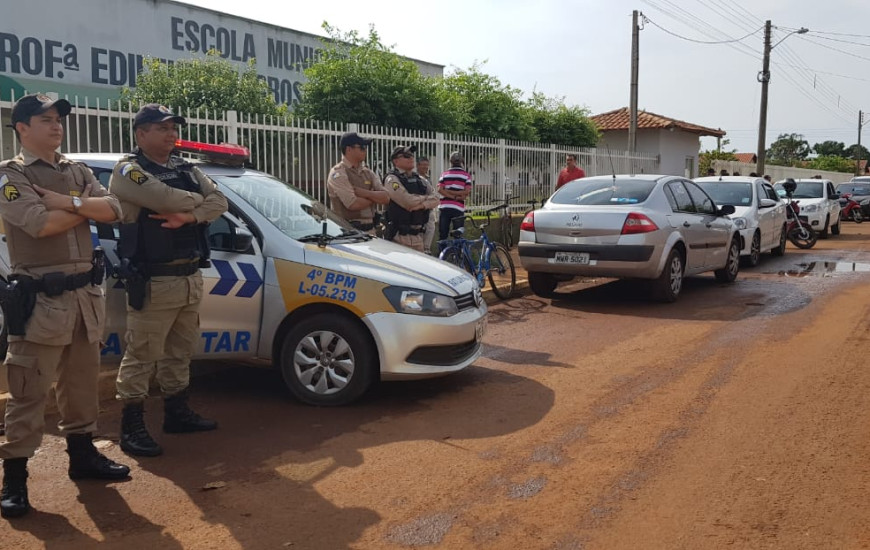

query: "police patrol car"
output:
0 141 487 406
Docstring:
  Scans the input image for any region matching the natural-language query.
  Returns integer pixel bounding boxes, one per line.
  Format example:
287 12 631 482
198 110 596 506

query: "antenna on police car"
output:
318 221 328 248
605 144 617 180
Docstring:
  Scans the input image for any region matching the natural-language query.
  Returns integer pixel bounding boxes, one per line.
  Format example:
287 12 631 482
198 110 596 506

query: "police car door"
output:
196 212 264 359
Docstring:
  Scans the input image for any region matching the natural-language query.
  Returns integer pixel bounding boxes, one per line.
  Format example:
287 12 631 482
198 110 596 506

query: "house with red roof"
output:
590 107 725 178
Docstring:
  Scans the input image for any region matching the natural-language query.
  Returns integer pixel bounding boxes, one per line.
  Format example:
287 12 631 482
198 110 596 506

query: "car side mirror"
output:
758 198 777 209
718 204 736 216
831 193 840 200
232 226 255 253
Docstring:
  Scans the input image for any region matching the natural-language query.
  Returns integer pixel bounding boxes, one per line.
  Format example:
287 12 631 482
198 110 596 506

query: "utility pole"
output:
756 20 772 176
858 110 866 176
629 10 639 156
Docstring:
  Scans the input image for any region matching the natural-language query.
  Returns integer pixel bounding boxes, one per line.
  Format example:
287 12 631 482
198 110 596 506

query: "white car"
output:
694 176 788 266
773 179 842 238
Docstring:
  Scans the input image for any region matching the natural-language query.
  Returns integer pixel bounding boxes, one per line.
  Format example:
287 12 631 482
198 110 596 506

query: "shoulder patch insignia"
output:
392 182 400 190
332 172 341 180
0 174 7 187
120 163 133 176
3 184 20 202
127 168 148 185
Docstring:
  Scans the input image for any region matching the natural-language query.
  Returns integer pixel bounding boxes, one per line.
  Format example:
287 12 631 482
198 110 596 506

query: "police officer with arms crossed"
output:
109 104 228 457
326 132 389 234
383 145 440 252
0 94 130 519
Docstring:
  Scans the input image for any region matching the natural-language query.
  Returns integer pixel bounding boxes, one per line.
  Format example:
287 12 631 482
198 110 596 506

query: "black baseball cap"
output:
339 132 372 150
390 145 417 160
9 94 71 127
133 104 186 129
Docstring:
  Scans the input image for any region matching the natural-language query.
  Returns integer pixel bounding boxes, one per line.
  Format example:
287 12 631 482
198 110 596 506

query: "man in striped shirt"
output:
438 151 473 241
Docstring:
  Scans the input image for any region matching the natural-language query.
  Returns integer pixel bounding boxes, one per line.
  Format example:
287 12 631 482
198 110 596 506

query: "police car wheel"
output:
280 313 375 406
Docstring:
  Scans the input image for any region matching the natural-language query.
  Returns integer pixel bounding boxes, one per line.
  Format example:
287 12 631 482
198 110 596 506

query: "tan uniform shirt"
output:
326 158 384 223
108 153 227 225
383 170 441 213
0 148 122 344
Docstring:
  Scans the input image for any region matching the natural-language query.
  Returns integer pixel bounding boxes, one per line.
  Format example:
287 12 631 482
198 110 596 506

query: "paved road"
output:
3 224 870 549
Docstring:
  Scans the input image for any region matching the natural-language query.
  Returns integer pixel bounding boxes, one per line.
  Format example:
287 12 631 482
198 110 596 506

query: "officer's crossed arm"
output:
355 185 389 206
32 166 120 224
109 160 204 215
0 169 85 238
384 175 432 211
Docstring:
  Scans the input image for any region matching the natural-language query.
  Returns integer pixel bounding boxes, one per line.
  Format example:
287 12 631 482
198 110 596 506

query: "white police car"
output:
0 141 487 406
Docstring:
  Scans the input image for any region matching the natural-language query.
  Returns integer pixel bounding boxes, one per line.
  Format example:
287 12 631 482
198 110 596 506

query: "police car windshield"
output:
695 182 753 206
773 181 823 199
209 173 362 241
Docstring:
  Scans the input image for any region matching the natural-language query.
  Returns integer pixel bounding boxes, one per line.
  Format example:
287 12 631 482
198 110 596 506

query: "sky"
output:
179 0 869 155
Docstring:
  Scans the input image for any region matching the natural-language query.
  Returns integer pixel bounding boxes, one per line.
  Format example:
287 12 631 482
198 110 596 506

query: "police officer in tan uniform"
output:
383 146 440 252
0 94 130 519
326 132 389 234
109 104 228 458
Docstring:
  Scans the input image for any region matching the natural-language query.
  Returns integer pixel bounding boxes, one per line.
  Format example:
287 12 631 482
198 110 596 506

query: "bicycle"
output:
484 195 514 249
438 214 517 299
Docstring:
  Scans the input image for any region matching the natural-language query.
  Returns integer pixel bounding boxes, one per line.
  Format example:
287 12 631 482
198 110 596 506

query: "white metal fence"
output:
1 89 660 211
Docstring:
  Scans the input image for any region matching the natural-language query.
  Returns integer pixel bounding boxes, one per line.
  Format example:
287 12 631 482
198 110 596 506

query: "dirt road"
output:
3 224 870 549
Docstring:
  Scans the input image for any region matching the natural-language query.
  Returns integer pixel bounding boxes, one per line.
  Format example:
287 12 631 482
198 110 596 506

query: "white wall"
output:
711 160 858 183
598 128 701 177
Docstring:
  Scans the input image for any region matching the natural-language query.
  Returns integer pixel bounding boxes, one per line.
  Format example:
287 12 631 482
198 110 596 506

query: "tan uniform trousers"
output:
392 232 425 252
0 289 103 459
116 272 203 401
423 209 437 254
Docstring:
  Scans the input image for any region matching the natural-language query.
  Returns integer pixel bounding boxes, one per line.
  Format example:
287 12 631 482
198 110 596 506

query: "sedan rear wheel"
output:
771 224 787 256
651 248 683 302
528 271 558 298
741 231 761 267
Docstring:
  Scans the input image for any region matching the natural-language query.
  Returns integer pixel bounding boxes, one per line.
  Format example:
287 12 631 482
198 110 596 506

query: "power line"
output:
642 15 761 43
796 35 870 63
782 27 870 39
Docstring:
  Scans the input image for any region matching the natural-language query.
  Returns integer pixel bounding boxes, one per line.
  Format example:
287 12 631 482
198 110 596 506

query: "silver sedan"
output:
518 175 741 301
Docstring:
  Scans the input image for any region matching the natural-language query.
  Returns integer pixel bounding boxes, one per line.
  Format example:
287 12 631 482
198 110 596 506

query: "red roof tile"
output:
590 107 726 137
734 153 757 164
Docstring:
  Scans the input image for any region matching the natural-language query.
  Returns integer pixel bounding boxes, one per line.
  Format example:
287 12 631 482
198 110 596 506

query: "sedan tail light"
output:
621 212 658 234
520 211 535 232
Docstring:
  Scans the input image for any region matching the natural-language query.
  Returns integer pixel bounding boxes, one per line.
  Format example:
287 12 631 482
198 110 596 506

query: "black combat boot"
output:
66 433 131 480
120 402 163 457
163 391 218 434
1 458 30 519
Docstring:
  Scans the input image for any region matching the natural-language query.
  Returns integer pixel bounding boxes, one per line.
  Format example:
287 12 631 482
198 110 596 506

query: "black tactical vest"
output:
386 169 429 227
119 152 209 265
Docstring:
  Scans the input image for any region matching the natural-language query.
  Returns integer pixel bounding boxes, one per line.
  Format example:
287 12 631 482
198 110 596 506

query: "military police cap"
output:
133 104 187 129
390 145 417 160
339 132 373 150
9 94 72 127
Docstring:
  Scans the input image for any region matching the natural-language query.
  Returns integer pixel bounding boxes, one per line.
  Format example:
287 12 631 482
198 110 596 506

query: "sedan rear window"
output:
550 179 656 205
774 181 823 199
695 182 753 206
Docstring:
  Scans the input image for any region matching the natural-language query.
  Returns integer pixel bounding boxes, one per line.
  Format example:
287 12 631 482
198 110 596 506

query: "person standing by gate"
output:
383 146 440 252
0 94 130 519
109 104 228 458
437 152 473 241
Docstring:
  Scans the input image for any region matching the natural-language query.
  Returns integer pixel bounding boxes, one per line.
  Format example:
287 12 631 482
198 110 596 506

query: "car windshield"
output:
695 182 753 206
550 178 656 205
210 173 363 241
774 181 823 199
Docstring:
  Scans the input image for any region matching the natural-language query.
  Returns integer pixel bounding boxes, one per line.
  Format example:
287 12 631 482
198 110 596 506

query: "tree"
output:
122 52 286 118
525 92 598 147
813 140 846 157
296 25 460 132
437 64 536 141
846 143 870 160
766 133 810 166
699 149 738 174
808 155 854 173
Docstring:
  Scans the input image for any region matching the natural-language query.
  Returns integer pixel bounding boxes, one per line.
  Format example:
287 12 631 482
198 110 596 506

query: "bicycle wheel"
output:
501 212 514 249
487 243 516 299
440 246 474 275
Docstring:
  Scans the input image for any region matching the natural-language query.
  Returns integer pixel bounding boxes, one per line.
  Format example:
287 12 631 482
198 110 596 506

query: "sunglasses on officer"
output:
395 153 414 159
351 144 367 151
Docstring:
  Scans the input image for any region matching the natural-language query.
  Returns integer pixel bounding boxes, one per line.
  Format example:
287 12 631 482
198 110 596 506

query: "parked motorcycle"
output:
782 179 818 249
838 193 864 223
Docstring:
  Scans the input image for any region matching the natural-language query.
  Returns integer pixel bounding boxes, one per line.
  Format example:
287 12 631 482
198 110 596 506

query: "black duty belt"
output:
350 221 375 231
147 260 200 277
11 271 95 296
396 225 424 236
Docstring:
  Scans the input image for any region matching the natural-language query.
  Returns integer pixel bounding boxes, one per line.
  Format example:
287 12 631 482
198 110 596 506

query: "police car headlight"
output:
801 203 819 213
383 287 459 317
731 217 747 230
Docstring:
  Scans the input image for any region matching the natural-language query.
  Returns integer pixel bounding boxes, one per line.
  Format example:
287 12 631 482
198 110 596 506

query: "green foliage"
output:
808 155 855 173
525 92 599 147
813 140 846 157
699 149 738 174
297 24 597 147
296 25 460 132
767 133 810 166
122 51 286 117
846 143 870 160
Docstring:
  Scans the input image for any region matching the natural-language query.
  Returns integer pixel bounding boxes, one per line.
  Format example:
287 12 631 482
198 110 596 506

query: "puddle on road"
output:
769 261 870 278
